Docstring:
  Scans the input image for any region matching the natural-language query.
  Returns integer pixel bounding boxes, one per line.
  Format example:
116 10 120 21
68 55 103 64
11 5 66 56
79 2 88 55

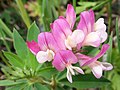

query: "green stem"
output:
0 19 13 38
73 0 76 11
16 0 31 28
107 0 112 35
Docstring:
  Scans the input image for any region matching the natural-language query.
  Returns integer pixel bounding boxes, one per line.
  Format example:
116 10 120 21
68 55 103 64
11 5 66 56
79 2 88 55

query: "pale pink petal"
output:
71 30 85 44
96 31 107 43
36 51 49 63
75 53 91 66
89 9 95 30
66 4 76 29
26 40 40 55
52 52 66 71
59 16 65 19
101 62 113 71
38 32 48 51
83 44 110 66
90 62 103 78
82 32 101 47
53 19 72 37
59 50 78 64
44 32 60 52
77 11 92 34
67 68 72 83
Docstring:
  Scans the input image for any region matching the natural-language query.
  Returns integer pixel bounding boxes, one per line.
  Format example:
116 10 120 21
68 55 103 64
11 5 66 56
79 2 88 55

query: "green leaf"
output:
34 83 49 90
13 29 28 59
6 84 27 90
0 79 26 86
27 22 40 42
3 52 24 69
59 74 110 89
26 50 39 71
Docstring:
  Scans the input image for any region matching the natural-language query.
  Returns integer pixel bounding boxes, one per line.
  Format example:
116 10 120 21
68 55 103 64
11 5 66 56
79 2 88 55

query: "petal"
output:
36 50 54 63
90 62 103 78
101 62 113 71
26 40 40 55
77 11 92 34
66 4 76 29
71 30 85 44
82 32 101 47
44 32 60 52
89 9 95 28
59 50 78 64
53 19 72 37
38 32 48 51
52 52 66 71
67 67 73 83
71 66 84 74
83 44 110 66
94 18 106 32
96 31 107 43
75 53 91 66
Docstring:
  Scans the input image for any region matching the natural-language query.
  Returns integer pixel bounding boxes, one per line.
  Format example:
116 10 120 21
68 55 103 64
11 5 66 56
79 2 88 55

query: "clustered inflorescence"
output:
27 4 113 83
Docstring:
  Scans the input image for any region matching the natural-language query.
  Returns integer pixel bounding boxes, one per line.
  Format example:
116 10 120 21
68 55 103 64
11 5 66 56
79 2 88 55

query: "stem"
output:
0 19 13 38
73 0 76 11
16 0 31 28
107 0 112 35
50 75 56 90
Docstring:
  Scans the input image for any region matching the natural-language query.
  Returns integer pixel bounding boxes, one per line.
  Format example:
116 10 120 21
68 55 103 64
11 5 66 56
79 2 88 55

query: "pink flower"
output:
27 32 61 63
76 44 113 78
77 10 107 48
52 50 84 83
51 4 85 50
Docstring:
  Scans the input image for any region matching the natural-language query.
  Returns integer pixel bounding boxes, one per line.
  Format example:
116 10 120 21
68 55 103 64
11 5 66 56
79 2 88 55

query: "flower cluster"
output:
27 4 113 83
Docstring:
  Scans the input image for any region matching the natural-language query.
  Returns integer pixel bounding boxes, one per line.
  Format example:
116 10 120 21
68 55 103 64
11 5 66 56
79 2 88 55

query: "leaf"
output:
3 52 24 69
13 29 28 60
0 79 26 86
27 22 40 42
59 74 110 89
34 83 49 90
26 50 39 71
6 84 27 90
38 67 58 79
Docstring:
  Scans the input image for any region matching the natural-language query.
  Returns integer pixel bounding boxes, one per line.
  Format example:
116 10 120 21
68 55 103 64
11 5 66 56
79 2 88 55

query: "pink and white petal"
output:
38 32 48 51
101 62 113 71
26 40 40 55
44 32 60 52
71 30 85 44
77 14 88 35
66 4 76 29
83 44 110 66
67 68 72 83
75 53 91 66
36 51 49 63
59 50 78 64
89 9 95 31
90 62 103 78
77 11 92 34
82 32 101 47
53 19 72 37
52 52 66 71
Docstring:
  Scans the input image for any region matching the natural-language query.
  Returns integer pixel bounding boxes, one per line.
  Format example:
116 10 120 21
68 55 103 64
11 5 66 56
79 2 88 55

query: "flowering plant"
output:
0 3 113 90
27 4 113 84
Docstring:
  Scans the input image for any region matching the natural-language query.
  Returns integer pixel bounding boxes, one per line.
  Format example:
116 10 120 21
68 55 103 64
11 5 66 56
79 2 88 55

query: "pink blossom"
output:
76 44 113 78
77 10 107 48
27 32 61 63
52 50 84 83
51 4 85 50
